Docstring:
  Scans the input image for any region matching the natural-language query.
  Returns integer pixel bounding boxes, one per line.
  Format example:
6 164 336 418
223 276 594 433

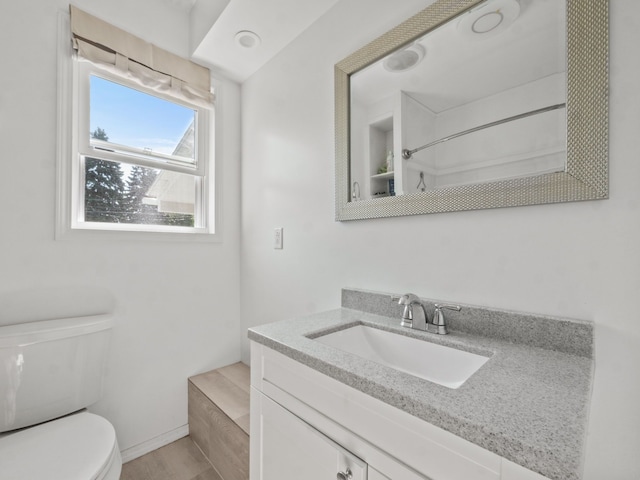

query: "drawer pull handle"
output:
337 468 353 480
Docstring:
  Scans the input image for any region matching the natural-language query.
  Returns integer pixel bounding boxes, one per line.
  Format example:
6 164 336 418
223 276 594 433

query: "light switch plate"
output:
274 227 283 249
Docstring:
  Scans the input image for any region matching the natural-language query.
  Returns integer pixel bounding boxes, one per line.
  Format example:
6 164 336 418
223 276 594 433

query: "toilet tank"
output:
0 315 113 433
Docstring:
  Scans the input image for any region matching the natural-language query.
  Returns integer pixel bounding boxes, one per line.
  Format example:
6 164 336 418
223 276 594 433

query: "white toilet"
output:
0 314 122 479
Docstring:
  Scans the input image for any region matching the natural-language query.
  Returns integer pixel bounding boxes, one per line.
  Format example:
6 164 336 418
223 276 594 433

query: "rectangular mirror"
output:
335 0 608 221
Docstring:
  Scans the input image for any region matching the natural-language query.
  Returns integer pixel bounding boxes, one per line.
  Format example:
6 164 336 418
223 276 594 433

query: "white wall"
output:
240 1 640 478
0 0 241 455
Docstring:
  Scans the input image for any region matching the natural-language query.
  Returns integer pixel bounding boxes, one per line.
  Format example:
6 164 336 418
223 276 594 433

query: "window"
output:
57 6 216 237
71 62 212 233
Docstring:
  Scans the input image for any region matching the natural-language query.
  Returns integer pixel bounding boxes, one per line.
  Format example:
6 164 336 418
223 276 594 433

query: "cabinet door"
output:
257 393 367 480
368 468 390 480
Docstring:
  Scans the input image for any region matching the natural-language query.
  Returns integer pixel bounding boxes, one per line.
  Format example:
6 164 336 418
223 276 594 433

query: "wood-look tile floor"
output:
120 436 223 480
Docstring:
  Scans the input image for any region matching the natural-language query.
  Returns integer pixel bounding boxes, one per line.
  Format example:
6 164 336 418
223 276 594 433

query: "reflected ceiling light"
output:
235 30 261 49
472 11 504 33
458 0 520 38
383 43 426 73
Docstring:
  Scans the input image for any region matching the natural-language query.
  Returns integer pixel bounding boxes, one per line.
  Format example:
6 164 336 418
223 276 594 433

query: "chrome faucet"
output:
395 294 461 335
397 293 429 331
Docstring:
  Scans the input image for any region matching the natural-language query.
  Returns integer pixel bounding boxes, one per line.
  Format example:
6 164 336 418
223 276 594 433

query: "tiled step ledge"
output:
188 362 250 480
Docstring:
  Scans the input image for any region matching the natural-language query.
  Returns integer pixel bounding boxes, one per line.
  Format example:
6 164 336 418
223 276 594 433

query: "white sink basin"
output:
314 325 489 389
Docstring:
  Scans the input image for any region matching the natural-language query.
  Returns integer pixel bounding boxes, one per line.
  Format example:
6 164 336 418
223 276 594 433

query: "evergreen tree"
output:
121 166 194 227
92 127 108 142
83 127 195 227
122 165 159 224
85 128 126 222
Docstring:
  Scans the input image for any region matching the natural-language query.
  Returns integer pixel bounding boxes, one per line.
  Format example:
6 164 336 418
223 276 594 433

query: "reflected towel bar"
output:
401 103 566 160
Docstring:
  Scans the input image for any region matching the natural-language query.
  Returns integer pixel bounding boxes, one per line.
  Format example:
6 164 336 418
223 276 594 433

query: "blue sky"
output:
90 75 195 156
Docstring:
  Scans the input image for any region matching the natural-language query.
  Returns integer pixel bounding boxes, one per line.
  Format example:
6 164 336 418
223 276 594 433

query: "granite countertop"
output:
248 290 594 480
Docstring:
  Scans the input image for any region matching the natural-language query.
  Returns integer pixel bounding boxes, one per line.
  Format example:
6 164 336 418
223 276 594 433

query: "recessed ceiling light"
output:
235 31 261 49
472 11 505 34
383 43 426 73
458 0 521 39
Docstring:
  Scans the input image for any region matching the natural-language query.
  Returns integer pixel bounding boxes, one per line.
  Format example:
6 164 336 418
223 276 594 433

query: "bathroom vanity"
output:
248 289 593 480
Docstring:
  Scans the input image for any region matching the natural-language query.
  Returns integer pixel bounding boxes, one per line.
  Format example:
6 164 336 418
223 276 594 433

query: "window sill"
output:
55 224 222 244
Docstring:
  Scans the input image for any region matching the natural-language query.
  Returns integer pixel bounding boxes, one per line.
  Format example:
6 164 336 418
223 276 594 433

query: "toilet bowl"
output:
0 411 121 480
0 315 122 479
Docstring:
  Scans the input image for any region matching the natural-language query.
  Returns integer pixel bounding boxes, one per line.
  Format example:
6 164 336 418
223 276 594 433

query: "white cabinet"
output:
250 342 551 480
501 460 550 480
256 392 367 480
368 469 391 480
252 388 425 480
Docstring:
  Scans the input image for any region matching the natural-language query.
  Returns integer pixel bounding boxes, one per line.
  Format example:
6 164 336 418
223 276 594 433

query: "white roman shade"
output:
69 5 213 105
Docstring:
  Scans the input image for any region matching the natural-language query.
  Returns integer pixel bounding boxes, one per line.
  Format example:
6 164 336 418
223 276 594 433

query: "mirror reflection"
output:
349 0 566 201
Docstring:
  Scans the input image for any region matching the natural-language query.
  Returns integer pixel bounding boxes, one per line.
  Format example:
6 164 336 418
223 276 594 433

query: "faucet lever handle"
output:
434 303 461 313
431 304 461 335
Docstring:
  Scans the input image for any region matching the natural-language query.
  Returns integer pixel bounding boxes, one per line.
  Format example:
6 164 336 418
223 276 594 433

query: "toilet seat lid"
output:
0 411 118 480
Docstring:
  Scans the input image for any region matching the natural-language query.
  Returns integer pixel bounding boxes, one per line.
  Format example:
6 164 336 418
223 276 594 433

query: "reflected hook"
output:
417 172 426 192
352 181 361 201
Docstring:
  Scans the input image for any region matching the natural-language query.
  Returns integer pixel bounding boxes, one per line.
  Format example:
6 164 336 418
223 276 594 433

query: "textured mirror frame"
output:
335 0 608 221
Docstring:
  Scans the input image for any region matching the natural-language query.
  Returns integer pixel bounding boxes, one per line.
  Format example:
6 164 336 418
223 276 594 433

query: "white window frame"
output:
56 11 218 240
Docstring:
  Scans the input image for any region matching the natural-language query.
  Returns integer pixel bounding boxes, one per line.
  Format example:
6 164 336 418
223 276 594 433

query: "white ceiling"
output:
160 0 197 12
189 0 341 82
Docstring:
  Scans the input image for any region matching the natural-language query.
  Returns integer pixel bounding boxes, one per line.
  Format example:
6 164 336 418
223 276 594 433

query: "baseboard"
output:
120 424 190 463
